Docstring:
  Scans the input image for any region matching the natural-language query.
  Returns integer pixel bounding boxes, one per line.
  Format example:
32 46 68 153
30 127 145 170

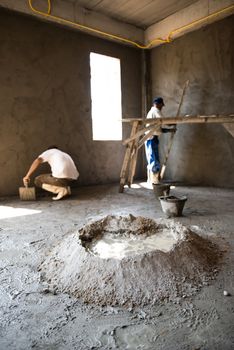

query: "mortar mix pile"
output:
39 215 221 307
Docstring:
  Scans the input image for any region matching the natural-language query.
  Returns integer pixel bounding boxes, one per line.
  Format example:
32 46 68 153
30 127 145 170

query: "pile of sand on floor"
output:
39 215 221 307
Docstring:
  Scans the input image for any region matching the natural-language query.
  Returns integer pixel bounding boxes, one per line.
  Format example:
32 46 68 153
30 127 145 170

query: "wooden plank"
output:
122 114 234 124
119 121 139 193
136 128 158 150
123 115 234 145
122 118 145 122
127 142 139 187
123 122 159 145
159 132 175 179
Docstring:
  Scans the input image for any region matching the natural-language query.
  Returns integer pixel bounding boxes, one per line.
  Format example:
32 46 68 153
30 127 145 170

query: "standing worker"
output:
23 146 79 200
145 97 175 184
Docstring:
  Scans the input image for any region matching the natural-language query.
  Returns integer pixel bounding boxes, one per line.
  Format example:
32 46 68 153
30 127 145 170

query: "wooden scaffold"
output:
119 114 234 193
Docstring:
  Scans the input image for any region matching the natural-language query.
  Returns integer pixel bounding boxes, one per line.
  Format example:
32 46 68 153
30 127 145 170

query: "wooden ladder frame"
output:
119 120 141 193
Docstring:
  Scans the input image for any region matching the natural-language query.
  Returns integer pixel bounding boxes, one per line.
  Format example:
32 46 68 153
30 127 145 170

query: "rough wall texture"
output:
150 15 234 187
0 9 142 196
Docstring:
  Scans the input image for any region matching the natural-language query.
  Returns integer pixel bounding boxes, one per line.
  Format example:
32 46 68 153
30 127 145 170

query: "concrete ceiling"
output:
1 0 234 48
65 0 198 28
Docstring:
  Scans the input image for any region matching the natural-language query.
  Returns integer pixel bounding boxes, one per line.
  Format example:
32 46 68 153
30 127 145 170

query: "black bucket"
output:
159 195 187 217
153 183 170 199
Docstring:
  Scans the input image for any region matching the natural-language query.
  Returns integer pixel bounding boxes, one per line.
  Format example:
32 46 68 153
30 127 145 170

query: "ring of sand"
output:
39 215 221 307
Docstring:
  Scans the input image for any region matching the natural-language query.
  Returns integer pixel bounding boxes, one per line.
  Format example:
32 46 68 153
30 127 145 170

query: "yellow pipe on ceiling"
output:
28 0 234 49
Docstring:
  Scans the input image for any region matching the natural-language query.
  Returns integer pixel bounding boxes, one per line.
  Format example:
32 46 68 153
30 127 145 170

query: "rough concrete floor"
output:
0 183 234 350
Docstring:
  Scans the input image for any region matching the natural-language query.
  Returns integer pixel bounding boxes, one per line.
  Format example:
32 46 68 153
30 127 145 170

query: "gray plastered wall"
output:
0 9 143 196
0 9 234 196
150 15 234 187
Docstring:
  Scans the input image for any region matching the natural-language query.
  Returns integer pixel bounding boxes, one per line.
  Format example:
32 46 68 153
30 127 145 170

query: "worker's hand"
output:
23 176 30 187
162 128 175 133
171 124 177 132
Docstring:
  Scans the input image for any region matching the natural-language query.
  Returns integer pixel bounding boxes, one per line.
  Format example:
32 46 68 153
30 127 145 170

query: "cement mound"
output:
39 215 221 307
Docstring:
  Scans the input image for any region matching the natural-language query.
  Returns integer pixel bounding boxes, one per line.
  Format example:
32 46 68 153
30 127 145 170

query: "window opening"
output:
90 52 122 140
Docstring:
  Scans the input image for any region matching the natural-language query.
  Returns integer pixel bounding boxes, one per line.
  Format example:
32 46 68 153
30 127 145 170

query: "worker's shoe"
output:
52 186 71 200
151 172 160 184
147 168 151 184
42 184 71 200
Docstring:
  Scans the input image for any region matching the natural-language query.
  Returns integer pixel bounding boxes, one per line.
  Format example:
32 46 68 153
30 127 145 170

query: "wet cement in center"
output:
89 229 176 259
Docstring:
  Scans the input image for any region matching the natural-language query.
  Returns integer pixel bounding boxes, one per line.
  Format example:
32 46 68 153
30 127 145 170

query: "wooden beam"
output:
122 115 234 145
122 115 234 124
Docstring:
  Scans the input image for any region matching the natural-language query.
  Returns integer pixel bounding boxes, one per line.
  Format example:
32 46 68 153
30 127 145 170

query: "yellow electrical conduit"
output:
28 0 234 49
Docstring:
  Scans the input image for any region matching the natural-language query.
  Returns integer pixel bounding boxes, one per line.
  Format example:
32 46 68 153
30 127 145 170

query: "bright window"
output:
90 52 122 140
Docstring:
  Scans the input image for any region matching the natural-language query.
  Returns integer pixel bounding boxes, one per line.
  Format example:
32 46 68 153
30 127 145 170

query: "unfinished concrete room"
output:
0 0 234 349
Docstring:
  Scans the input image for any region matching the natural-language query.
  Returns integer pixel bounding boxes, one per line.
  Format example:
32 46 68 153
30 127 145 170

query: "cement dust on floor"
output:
0 183 234 350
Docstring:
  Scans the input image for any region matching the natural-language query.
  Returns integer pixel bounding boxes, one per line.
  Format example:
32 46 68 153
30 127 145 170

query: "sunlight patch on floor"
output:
0 206 41 219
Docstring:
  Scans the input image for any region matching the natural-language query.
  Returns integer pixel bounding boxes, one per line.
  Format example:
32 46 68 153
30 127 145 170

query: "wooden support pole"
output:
127 144 138 187
160 80 189 180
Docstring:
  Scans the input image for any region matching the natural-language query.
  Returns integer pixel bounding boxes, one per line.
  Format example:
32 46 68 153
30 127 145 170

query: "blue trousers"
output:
145 136 160 173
